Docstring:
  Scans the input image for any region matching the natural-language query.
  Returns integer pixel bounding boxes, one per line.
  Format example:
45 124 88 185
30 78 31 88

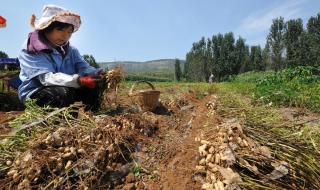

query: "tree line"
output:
180 13 320 82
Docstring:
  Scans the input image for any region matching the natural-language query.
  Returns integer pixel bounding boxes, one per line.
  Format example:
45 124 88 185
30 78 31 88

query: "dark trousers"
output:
30 85 104 111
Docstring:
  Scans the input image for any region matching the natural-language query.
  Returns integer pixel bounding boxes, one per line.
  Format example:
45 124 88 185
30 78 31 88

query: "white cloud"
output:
235 0 306 45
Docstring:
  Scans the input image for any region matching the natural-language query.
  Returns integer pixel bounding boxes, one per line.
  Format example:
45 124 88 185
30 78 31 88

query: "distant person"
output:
209 73 214 83
18 5 106 111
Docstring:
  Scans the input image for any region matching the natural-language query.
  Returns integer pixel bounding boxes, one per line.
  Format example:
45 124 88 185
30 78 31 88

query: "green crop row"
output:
230 66 320 112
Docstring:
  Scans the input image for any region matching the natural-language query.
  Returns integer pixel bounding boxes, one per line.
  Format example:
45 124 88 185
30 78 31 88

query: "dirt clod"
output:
126 173 136 183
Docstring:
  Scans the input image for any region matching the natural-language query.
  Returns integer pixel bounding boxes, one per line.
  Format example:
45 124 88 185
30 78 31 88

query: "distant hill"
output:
98 59 185 73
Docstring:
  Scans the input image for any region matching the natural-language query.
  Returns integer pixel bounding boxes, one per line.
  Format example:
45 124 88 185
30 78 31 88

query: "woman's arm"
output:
19 50 56 81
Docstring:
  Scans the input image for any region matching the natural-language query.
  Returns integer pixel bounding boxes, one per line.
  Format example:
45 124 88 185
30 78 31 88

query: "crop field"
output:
0 69 319 189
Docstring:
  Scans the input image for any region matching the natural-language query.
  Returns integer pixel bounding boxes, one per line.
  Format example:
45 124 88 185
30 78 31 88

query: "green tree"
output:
221 32 236 79
209 32 236 81
307 13 320 67
262 43 271 70
185 47 194 81
267 17 286 71
183 59 189 79
185 32 249 81
174 58 182 81
239 45 250 73
205 38 213 81
185 37 207 81
83 54 100 68
0 51 8 58
284 19 304 67
0 50 9 70
234 37 247 74
211 34 224 81
299 31 312 66
250 45 263 71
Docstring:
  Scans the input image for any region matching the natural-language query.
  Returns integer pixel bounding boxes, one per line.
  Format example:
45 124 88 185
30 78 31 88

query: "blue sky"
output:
0 0 319 62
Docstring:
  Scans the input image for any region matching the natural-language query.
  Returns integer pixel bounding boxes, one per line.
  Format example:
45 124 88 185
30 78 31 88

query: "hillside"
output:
99 59 185 73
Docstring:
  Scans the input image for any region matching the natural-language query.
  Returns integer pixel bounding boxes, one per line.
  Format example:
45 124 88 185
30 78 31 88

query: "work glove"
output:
78 76 105 88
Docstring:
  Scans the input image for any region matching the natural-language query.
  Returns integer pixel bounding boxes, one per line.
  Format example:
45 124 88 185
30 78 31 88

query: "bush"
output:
231 66 320 112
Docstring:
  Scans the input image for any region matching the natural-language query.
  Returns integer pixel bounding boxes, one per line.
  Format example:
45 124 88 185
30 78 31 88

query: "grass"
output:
125 73 173 82
213 82 283 127
133 162 142 177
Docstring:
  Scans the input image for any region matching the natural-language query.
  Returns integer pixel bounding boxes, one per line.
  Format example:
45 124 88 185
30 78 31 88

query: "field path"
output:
141 93 220 190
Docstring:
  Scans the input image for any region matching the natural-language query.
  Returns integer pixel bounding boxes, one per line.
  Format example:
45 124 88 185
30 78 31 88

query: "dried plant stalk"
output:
102 66 124 106
106 66 124 90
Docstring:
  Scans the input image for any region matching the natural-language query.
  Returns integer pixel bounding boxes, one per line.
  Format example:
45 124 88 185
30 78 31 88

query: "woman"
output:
18 5 105 111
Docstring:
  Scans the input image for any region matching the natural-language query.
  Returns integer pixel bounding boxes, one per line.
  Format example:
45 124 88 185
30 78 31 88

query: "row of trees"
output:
182 13 320 82
83 54 100 68
0 51 8 58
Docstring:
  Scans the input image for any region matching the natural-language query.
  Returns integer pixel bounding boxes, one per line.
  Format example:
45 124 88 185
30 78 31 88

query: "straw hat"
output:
30 4 81 32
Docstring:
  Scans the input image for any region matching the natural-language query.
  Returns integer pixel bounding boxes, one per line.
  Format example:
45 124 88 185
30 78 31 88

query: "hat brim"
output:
35 11 81 32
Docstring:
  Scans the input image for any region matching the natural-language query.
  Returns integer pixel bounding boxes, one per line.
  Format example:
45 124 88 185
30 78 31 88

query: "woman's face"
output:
45 26 73 46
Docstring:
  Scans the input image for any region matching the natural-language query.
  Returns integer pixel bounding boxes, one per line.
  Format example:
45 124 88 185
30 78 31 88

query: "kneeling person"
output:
18 5 105 111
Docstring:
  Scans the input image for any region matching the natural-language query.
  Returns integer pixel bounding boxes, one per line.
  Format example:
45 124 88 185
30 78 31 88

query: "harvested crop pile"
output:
0 102 159 189
195 118 320 190
4 127 131 189
95 112 159 137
